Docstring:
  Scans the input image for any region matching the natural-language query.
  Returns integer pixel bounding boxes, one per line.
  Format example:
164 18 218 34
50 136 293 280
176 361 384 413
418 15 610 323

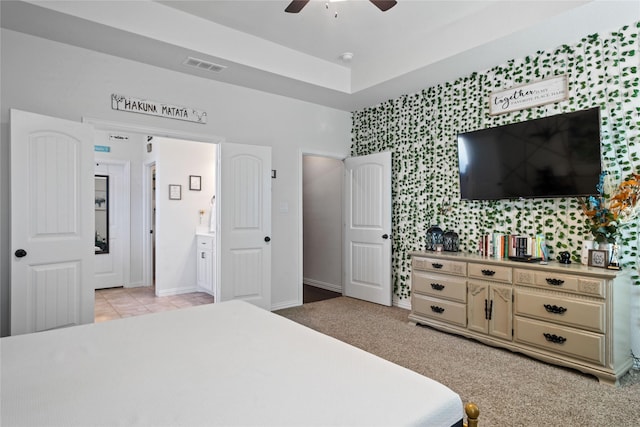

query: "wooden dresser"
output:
408 251 632 385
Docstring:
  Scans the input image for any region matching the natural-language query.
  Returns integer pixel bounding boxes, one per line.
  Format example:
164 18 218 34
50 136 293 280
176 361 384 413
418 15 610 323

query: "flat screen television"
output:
457 107 602 200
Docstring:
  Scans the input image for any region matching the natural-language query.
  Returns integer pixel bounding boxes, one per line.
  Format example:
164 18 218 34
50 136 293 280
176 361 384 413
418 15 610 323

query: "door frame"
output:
142 161 156 290
83 118 224 291
297 148 348 306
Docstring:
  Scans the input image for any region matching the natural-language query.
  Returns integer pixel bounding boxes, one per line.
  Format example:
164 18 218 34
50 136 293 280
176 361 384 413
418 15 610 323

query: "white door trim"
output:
295 148 348 308
142 161 156 289
82 117 225 144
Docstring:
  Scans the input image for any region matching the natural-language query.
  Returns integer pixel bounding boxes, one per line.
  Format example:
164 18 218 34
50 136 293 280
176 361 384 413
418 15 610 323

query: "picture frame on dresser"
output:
588 249 608 268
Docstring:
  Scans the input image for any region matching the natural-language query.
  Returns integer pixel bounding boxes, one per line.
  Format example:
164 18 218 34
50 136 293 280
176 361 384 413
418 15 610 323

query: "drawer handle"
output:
481 269 495 276
430 305 445 314
543 304 567 315
545 278 565 286
430 283 445 291
432 263 443 269
543 333 567 344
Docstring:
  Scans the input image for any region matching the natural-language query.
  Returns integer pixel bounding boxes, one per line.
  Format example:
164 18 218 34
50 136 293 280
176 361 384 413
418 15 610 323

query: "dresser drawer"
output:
412 271 466 303
412 294 466 327
514 317 605 366
514 289 604 333
468 263 512 283
412 257 466 277
514 269 605 298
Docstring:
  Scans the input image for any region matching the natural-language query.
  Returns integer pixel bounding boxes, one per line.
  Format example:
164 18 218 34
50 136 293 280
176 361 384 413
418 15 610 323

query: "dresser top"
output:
409 251 622 280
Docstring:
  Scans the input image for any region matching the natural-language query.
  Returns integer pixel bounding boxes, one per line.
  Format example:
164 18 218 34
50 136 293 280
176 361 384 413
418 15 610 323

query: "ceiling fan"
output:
285 0 397 13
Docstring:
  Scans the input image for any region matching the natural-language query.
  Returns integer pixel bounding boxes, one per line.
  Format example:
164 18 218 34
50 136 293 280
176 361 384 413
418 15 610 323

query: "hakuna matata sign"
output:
489 76 568 115
111 94 207 124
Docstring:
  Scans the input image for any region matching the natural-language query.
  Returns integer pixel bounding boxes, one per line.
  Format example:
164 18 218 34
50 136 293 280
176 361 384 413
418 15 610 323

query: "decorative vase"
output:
426 225 443 251
443 230 459 252
598 241 612 264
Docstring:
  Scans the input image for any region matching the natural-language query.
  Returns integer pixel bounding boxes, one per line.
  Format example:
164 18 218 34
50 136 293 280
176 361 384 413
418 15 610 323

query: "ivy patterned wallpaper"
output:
351 22 640 302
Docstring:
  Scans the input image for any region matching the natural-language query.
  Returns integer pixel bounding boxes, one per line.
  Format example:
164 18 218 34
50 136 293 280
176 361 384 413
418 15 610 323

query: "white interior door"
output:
10 109 95 335
94 161 128 289
344 152 392 306
219 143 272 310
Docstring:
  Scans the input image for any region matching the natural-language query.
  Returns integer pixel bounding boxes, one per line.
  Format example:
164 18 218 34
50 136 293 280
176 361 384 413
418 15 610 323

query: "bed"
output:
1 300 477 426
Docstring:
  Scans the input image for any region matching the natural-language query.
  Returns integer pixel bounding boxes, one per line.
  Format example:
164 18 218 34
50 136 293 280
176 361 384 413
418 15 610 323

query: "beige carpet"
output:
276 297 640 426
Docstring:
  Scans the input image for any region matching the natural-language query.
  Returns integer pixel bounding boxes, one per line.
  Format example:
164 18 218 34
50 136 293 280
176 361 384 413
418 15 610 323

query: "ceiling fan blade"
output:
370 0 397 12
285 0 310 13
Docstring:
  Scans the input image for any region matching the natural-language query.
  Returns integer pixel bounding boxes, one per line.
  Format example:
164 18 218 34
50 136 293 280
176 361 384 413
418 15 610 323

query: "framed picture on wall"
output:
169 184 182 200
588 249 608 268
189 175 201 191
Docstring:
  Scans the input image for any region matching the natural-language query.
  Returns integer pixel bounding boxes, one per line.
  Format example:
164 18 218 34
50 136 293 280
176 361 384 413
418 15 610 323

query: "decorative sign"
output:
111 94 207 124
109 134 129 142
94 145 111 153
489 76 568 115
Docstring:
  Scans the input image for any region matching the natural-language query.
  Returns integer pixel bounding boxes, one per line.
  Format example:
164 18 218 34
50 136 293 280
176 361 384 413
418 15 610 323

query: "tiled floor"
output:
95 286 215 323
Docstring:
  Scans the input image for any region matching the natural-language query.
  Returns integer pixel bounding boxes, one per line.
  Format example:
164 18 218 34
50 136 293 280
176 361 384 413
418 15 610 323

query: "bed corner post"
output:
463 402 479 427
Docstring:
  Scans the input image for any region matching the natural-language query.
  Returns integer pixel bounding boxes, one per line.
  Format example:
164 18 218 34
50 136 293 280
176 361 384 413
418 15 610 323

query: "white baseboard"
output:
124 281 144 288
303 278 342 293
155 286 199 297
395 297 411 310
271 300 300 311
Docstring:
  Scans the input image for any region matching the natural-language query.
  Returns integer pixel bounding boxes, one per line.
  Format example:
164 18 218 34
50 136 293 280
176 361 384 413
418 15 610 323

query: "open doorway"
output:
302 155 344 304
143 136 217 298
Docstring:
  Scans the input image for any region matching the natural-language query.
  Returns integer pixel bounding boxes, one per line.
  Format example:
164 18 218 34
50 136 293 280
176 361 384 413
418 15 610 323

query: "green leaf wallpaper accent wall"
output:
352 22 640 301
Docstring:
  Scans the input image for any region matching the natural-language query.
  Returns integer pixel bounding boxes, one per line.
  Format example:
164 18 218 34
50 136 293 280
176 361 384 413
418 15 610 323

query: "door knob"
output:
14 249 27 258
264 236 271 242
382 234 389 239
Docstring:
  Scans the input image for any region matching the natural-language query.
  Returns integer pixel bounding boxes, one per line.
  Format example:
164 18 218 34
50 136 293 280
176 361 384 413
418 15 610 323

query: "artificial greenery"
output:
351 22 640 301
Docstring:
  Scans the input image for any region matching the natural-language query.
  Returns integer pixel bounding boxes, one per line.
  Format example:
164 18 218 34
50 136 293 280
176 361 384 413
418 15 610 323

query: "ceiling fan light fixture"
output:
285 0 396 13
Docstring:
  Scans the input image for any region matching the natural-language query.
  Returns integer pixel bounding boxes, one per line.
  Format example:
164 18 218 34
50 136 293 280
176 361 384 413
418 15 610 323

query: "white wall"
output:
303 156 343 292
0 29 351 335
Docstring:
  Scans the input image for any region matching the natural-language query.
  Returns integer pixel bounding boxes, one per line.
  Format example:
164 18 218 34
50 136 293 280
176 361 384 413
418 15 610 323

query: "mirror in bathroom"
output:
95 175 109 254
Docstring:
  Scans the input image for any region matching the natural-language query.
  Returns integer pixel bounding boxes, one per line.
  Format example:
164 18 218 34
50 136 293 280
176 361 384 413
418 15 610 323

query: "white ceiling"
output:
2 0 639 111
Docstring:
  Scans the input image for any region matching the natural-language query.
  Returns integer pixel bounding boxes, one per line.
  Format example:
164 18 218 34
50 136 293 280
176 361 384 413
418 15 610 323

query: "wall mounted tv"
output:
457 107 602 200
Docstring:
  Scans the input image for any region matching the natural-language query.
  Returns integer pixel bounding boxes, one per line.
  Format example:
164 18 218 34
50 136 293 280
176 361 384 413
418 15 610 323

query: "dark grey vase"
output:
426 225 443 251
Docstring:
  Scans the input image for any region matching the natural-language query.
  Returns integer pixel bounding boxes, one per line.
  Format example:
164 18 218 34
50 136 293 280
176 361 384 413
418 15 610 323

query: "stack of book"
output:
479 233 547 260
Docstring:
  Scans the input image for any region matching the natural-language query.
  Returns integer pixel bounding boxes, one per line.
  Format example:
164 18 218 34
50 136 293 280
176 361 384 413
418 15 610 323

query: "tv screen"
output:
457 107 602 200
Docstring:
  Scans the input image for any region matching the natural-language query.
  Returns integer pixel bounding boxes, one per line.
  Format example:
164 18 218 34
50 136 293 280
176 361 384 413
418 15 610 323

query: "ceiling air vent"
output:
183 57 227 73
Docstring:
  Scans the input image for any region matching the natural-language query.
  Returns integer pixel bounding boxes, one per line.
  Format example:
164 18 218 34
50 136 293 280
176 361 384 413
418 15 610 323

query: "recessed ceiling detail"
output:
2 0 637 111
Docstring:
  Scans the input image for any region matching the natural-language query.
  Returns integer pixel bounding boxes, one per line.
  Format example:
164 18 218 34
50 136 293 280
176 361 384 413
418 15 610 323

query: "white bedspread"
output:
1 300 462 426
